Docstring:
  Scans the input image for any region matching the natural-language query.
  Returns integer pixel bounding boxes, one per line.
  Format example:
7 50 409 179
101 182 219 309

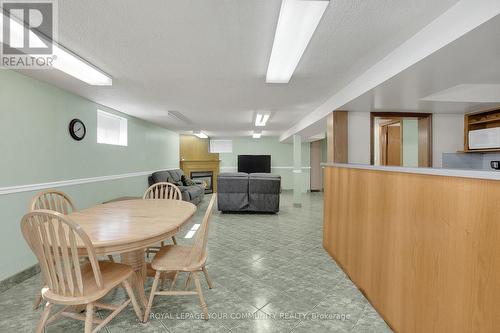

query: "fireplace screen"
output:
190 171 213 194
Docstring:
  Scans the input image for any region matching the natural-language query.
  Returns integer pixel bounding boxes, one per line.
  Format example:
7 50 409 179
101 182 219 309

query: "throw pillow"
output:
181 175 196 186
164 176 180 186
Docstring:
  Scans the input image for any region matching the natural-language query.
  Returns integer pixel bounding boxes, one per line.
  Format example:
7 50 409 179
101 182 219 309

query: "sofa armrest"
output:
177 185 189 192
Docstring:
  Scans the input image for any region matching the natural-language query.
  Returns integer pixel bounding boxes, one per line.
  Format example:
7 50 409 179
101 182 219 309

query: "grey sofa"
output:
148 169 205 205
217 172 280 213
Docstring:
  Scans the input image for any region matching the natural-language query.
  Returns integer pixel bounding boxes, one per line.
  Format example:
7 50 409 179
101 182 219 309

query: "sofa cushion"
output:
169 169 184 183
151 171 171 184
248 174 280 213
218 174 249 193
219 172 248 178
181 175 196 186
249 173 278 178
171 180 184 187
177 186 191 201
249 173 281 193
217 173 249 212
185 185 204 199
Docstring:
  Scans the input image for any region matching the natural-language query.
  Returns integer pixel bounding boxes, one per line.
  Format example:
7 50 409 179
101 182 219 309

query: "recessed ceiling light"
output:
266 0 329 84
252 132 262 139
1 12 112 85
193 131 208 139
255 114 270 127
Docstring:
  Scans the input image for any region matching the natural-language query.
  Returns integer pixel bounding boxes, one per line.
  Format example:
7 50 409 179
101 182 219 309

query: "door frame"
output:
370 112 433 167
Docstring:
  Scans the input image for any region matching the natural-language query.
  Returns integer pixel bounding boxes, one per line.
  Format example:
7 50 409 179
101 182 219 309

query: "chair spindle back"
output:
143 182 182 200
21 210 102 297
30 190 76 214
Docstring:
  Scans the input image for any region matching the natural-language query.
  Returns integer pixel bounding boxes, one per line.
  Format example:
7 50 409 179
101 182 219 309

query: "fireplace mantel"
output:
179 135 221 193
180 160 220 192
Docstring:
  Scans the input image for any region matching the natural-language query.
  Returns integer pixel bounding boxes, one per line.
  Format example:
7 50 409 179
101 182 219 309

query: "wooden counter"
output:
323 164 500 333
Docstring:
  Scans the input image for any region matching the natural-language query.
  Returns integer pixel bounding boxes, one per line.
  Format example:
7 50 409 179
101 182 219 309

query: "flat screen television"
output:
237 155 271 173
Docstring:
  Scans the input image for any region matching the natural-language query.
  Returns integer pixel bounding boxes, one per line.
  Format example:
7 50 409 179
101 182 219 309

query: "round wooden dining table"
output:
68 199 196 309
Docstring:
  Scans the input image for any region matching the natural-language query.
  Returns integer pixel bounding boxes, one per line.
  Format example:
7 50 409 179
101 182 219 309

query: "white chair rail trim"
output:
219 166 311 170
0 168 177 196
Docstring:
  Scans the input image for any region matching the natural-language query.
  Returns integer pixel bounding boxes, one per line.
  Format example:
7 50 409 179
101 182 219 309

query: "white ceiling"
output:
342 13 500 114
16 0 460 137
421 84 500 103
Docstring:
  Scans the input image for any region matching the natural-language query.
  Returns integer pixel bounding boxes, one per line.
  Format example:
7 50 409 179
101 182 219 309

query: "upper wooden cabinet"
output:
464 107 500 152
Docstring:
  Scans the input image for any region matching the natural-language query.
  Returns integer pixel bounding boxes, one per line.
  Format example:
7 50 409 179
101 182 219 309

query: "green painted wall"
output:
217 137 310 191
0 70 179 280
402 119 419 167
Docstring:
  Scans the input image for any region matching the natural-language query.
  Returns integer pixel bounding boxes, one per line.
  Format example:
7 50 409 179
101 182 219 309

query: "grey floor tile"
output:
230 310 296 333
0 192 391 333
291 317 353 333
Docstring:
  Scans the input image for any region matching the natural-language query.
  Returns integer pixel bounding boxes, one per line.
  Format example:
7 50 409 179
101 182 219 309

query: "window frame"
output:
96 109 128 146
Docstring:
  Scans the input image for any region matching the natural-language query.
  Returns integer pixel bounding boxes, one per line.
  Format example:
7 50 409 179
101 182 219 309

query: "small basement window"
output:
209 139 233 153
97 110 127 146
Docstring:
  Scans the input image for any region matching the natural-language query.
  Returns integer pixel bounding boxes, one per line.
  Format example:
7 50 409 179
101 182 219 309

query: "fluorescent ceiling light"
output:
167 111 192 124
255 114 270 127
252 132 262 139
266 0 329 83
1 11 112 85
194 131 208 139
52 45 112 85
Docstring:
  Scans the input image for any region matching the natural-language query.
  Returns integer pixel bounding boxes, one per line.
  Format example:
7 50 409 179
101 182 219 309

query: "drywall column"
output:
293 134 302 207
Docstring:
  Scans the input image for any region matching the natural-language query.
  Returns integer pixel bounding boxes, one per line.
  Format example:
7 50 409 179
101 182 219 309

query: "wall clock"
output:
69 119 86 141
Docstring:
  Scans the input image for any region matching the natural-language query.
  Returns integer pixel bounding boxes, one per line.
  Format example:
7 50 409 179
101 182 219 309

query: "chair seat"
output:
151 245 206 271
42 261 133 305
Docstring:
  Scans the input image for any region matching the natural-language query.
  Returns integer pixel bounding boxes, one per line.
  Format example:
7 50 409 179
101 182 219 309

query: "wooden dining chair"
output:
143 182 182 248
143 194 216 322
29 190 115 310
21 210 142 333
30 190 76 214
30 190 115 261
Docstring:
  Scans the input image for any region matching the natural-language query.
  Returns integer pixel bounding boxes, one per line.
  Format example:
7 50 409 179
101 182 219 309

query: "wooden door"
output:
310 140 323 191
381 122 402 166
418 117 432 167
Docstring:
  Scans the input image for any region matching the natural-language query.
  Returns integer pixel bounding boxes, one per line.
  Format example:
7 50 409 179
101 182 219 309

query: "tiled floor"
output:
0 192 392 333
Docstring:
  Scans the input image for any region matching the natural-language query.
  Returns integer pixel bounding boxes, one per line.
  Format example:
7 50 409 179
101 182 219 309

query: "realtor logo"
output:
1 0 57 68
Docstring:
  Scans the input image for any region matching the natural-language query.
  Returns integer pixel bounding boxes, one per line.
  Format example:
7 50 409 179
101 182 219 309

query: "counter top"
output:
321 163 500 180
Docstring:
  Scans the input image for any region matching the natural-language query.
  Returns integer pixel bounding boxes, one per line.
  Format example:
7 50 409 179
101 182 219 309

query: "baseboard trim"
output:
0 264 40 294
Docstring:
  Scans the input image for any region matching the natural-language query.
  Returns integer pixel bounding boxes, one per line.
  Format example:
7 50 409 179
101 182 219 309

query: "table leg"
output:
120 250 148 308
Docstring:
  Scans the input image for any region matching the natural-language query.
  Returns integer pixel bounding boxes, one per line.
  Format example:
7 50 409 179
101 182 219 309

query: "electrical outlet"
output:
490 161 500 170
